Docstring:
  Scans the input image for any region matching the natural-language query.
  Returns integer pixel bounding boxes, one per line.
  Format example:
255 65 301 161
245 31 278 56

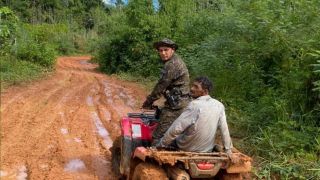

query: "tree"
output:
0 7 18 55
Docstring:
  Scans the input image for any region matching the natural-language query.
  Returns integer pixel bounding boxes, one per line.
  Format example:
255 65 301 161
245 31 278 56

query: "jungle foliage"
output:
94 0 320 178
0 0 107 87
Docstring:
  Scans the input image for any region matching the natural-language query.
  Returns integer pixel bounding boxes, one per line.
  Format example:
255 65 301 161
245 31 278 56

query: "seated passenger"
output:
156 76 233 156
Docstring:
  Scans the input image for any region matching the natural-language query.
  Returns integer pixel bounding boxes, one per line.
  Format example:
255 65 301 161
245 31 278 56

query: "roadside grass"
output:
254 154 320 179
0 56 51 91
229 119 320 179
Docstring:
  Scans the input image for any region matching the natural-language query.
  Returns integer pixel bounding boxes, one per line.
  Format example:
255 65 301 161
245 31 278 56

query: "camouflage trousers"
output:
152 107 185 145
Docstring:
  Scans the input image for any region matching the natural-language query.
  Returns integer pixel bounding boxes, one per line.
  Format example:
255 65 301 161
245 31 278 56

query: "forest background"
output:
1 0 319 179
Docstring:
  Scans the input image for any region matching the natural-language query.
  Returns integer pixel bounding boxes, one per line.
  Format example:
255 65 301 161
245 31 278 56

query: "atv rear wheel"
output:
132 162 168 180
110 136 121 176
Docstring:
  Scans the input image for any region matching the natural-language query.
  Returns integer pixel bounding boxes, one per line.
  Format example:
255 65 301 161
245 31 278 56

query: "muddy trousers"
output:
152 107 185 146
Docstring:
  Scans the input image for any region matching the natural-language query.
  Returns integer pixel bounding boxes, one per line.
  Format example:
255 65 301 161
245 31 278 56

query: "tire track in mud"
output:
0 56 147 180
1 73 96 179
94 78 138 140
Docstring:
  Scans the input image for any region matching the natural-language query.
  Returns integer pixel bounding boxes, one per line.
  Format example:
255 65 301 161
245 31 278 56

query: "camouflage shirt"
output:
147 53 190 109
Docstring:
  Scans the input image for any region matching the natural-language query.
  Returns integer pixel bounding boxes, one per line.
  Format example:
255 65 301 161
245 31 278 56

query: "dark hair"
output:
194 76 213 93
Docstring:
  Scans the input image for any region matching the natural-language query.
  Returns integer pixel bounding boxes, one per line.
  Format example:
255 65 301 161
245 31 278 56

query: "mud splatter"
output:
60 128 68 135
17 166 28 180
64 159 86 172
0 170 8 177
74 137 82 143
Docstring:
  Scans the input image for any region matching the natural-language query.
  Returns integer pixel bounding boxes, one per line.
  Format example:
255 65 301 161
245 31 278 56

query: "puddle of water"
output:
102 81 114 104
74 137 82 143
86 96 94 106
17 166 28 180
87 96 113 149
0 166 28 179
60 128 68 135
64 159 86 172
0 170 8 177
91 112 113 148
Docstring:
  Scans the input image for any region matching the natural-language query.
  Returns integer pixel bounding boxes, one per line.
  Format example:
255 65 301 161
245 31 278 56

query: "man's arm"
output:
158 104 198 147
149 69 173 100
142 64 176 108
218 107 233 154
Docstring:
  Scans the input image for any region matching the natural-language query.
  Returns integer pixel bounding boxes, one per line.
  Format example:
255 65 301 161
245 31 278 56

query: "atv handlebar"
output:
128 106 160 124
127 113 156 119
127 112 159 125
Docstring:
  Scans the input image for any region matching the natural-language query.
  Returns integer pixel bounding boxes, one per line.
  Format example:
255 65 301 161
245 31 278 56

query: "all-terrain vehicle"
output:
110 110 252 180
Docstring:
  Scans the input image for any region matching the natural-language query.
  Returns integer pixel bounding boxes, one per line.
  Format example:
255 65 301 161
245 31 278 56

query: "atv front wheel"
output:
132 162 168 180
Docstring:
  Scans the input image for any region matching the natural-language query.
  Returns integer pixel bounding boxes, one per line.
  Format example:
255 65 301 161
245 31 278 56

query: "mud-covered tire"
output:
110 136 121 176
132 162 168 180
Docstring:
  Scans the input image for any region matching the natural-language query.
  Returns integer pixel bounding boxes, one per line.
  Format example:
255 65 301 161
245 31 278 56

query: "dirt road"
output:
0 56 147 180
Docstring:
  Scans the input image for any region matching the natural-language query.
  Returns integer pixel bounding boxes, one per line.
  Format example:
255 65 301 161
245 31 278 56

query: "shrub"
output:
0 7 18 55
16 41 56 68
0 56 44 89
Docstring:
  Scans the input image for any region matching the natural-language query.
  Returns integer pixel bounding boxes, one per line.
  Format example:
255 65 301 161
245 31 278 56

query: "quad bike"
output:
110 110 252 180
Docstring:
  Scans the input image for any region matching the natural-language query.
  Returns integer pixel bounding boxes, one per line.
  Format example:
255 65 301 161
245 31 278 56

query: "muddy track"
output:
0 56 147 180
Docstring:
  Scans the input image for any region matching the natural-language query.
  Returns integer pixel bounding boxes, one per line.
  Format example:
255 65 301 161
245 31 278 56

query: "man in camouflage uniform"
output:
142 38 191 144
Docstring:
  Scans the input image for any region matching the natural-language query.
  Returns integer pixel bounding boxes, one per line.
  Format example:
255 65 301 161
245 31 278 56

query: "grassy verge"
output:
0 56 51 91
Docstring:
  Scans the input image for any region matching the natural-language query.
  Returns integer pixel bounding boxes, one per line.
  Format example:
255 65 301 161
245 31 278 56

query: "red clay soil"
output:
0 56 147 180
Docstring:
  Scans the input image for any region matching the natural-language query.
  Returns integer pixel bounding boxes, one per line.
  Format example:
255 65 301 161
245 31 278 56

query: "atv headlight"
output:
131 124 142 138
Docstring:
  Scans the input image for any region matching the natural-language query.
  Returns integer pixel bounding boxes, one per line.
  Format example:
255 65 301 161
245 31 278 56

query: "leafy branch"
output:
309 50 320 92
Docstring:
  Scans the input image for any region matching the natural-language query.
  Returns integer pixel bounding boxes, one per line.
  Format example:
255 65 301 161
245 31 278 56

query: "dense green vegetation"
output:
0 0 106 88
1 0 319 178
94 0 320 178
